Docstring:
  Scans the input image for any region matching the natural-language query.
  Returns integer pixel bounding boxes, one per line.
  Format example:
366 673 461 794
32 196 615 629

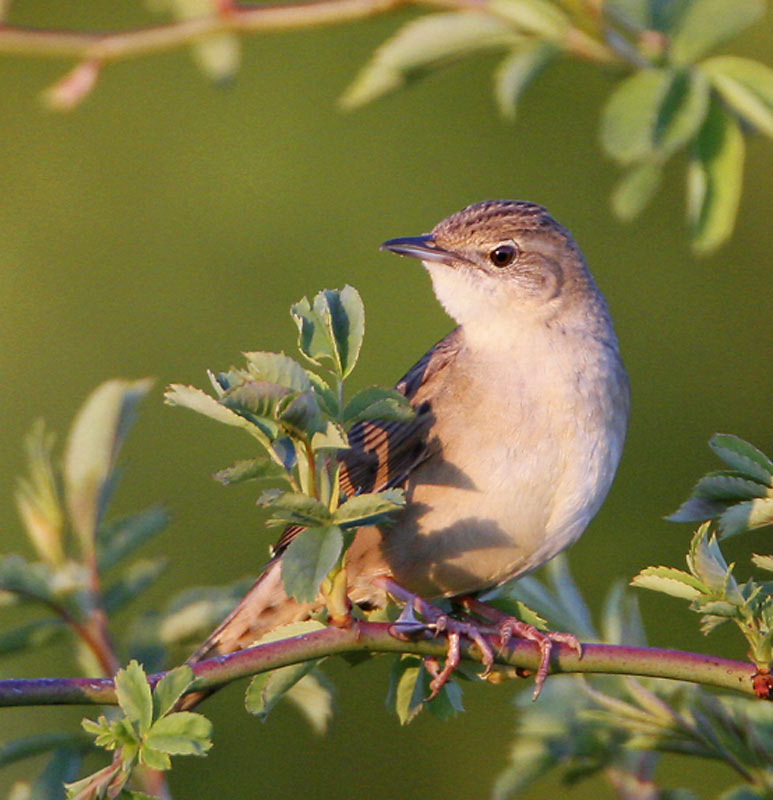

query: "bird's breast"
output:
379 329 628 597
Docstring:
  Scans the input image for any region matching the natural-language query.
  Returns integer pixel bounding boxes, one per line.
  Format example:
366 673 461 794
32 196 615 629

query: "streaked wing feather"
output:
271 329 461 557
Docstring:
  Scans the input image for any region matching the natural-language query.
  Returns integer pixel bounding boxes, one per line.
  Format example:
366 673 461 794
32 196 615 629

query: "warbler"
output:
182 200 629 704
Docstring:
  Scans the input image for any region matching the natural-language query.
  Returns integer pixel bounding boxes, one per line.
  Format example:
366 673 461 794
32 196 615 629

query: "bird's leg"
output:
459 596 582 699
377 578 497 699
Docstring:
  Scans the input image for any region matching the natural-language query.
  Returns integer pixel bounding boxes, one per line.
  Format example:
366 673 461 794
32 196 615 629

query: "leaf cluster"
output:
341 0 772 253
165 286 411 605
490 556 773 800
69 662 211 799
0 287 415 799
634 435 773 665
0 381 187 797
0 380 171 671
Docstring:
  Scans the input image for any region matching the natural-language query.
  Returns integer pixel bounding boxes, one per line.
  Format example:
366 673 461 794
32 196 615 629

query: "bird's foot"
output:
498 619 581 699
422 617 496 699
379 578 496 699
461 596 582 699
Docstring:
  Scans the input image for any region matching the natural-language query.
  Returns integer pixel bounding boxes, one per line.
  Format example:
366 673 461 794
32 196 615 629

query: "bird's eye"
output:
489 244 518 267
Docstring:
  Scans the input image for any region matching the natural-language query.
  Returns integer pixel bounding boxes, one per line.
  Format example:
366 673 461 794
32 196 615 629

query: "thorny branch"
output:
0 621 764 708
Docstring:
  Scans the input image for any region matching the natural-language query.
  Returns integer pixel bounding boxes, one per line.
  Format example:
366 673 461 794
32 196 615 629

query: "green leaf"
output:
546 555 595 640
600 69 672 164
655 69 710 156
342 386 415 427
278 391 325 437
15 419 65 566
144 712 212 756
33 747 84 800
666 494 728 523
701 56 773 138
340 12 518 109
0 554 54 604
693 471 769 501
602 580 647 646
220 381 290 428
280 526 343 602
489 597 547 630
686 525 730 592
65 762 127 800
138 744 171 771
81 715 114 746
332 489 406 528
487 0 570 38
306 371 339 418
290 287 365 379
709 434 773 483
152 665 195 720
611 160 663 221
310 421 349 452
212 456 285 485
719 498 773 539
102 558 168 614
687 98 745 254
669 0 764 65
323 286 364 379
191 33 240 84
244 621 326 720
290 299 333 372
158 577 256 644
631 566 707 600
283 670 335 735
0 617 66 655
484 573 576 634
387 655 426 725
243 351 311 392
97 505 169 572
64 379 153 557
426 680 465 721
493 41 558 121
114 660 153 735
693 599 738 617
752 554 773 572
165 383 268 437
245 663 318 721
0 734 89 767
263 492 332 527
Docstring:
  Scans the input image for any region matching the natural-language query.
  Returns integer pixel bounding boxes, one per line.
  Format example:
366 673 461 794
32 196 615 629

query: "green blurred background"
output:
1 2 771 797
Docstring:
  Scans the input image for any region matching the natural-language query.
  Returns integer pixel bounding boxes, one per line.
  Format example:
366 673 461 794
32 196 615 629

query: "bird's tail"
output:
177 558 318 710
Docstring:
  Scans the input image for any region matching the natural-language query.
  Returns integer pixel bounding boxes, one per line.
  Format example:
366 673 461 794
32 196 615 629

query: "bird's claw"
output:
380 579 581 701
497 619 582 700
423 619 496 699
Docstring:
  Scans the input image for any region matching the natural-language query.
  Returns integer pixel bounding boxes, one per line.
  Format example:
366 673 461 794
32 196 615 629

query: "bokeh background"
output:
1 2 771 797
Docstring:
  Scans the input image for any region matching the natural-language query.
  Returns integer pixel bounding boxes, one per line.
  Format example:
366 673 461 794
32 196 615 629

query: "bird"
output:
181 199 630 705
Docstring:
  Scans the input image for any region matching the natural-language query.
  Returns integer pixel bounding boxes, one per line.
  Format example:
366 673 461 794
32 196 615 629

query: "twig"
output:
0 0 623 66
0 0 404 61
0 622 762 708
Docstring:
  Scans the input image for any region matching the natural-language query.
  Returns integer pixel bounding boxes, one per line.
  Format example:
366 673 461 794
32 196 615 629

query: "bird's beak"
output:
380 235 458 266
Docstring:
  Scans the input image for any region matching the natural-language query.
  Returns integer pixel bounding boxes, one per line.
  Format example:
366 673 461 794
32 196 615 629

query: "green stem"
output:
0 623 764 707
304 439 318 499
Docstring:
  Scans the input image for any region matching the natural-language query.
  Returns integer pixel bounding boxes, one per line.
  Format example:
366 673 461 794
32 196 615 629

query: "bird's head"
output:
381 200 605 340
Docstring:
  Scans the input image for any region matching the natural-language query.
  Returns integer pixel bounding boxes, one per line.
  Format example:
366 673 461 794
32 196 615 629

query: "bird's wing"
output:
270 327 462 558
181 329 463 681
